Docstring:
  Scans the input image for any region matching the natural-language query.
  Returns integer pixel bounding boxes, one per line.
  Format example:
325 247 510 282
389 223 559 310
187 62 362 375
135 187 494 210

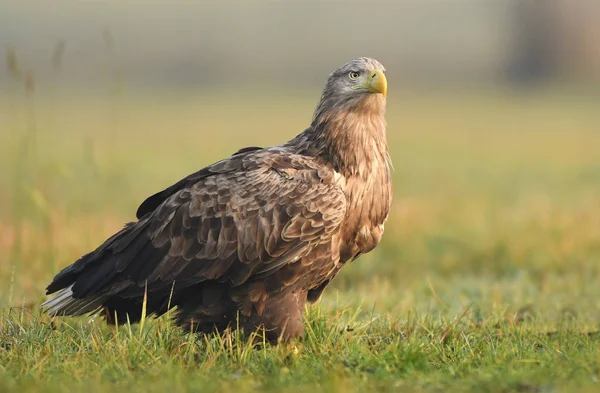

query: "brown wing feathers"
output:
43 150 346 323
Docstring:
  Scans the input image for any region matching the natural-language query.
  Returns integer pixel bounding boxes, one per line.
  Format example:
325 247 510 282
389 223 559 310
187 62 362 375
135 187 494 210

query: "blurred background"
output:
1 0 599 322
2 0 600 90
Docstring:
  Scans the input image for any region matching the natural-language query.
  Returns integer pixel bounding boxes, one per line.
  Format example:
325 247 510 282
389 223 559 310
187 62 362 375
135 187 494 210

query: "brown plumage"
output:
42 57 392 343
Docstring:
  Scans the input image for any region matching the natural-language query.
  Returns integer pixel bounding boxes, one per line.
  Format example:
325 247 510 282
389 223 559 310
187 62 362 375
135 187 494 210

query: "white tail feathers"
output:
41 285 105 316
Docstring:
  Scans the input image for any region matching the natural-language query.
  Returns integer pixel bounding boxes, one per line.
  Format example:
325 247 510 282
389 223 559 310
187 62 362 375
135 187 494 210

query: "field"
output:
1 88 599 392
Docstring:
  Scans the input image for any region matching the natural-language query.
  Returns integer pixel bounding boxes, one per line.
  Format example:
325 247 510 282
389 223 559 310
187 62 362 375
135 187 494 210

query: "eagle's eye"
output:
348 71 360 80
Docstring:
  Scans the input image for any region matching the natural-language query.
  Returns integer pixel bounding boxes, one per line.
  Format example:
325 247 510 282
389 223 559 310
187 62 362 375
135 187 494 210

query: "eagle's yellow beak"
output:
364 69 387 97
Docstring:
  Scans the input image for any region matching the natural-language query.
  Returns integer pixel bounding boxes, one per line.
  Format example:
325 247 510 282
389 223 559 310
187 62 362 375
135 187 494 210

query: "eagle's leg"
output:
242 291 307 344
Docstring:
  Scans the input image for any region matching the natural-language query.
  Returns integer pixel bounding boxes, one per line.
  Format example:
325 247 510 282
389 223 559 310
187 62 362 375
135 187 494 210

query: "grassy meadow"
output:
1 87 599 392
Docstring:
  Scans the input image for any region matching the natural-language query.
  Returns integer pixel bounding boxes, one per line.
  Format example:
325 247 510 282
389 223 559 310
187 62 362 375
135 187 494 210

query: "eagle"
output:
42 57 392 343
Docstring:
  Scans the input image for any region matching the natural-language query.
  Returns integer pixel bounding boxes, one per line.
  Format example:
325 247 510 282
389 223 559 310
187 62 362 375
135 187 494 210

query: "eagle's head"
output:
329 57 387 98
313 57 387 122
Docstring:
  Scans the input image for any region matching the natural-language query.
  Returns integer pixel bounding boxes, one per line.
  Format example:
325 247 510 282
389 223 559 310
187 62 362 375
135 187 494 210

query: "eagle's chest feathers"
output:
327 111 392 262
336 154 391 262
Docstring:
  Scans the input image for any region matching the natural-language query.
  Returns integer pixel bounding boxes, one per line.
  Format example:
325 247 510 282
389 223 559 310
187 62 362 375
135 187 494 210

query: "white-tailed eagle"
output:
43 57 392 343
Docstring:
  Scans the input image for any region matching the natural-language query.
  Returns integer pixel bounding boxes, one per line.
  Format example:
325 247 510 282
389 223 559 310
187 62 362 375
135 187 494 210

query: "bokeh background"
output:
1 0 599 323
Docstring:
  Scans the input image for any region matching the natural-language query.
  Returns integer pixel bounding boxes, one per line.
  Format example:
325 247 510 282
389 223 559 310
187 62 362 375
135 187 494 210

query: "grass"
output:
1 87 600 392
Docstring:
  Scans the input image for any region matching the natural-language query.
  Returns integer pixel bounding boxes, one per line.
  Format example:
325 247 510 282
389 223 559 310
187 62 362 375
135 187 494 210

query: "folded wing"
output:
43 150 346 318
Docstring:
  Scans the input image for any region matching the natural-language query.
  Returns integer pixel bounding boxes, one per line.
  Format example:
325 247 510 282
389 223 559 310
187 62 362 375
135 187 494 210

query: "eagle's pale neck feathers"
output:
289 93 390 179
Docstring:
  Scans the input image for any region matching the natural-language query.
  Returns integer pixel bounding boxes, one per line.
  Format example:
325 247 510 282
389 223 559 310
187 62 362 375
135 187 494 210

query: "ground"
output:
1 88 599 392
